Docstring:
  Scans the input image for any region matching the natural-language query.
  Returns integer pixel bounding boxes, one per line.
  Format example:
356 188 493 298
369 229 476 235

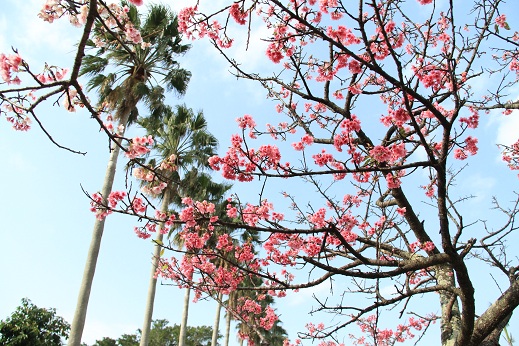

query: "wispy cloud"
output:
495 109 519 146
286 278 333 306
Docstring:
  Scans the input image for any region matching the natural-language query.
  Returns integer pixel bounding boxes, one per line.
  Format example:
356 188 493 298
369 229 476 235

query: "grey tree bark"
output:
140 189 172 346
178 286 191 346
211 292 223 346
68 113 130 346
224 306 231 346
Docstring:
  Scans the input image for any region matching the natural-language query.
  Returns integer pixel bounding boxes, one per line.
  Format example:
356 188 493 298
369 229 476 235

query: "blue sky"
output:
0 1 308 344
1 0 519 345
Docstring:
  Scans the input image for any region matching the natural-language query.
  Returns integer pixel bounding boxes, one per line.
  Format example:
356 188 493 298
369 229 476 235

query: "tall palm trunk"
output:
178 286 191 346
211 292 223 346
68 110 132 346
140 189 172 346
224 306 232 346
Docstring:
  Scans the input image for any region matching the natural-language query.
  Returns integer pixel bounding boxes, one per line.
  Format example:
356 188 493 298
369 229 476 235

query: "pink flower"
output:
266 42 284 63
386 172 402 189
465 136 479 156
495 14 507 28
421 241 436 252
229 3 247 25
129 0 143 5
454 148 468 160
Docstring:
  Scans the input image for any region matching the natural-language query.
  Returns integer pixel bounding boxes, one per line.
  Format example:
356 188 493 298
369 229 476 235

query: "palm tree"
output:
222 273 287 346
212 233 261 346
235 292 288 346
68 4 191 345
170 173 232 346
240 319 288 346
211 291 224 346
137 105 226 346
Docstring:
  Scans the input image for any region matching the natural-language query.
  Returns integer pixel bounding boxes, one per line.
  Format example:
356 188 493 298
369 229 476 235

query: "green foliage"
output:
80 2 191 124
503 323 515 346
92 337 117 346
146 320 217 346
115 333 139 346
90 319 218 346
0 298 70 346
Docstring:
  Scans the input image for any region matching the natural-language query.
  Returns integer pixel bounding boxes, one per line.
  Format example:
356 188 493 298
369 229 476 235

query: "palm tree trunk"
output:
68 114 130 346
178 286 191 346
224 306 232 346
211 292 223 346
140 189 172 346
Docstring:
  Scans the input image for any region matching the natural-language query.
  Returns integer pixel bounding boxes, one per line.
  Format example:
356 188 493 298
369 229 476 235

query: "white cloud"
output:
7 153 34 173
286 278 333 306
379 284 398 297
495 109 519 146
459 173 496 204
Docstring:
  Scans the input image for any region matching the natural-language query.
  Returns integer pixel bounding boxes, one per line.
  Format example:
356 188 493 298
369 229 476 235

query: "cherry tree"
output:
2 0 519 345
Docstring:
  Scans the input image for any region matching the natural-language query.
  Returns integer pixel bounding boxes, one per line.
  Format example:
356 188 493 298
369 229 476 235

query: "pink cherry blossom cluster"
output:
41 1 145 48
35 65 69 85
97 3 144 46
408 268 431 285
177 5 234 48
154 247 278 337
385 170 406 189
292 134 314 151
141 181 168 197
39 0 88 24
90 191 127 220
411 59 449 92
125 135 154 159
178 197 218 232
502 139 519 177
495 14 507 28
370 21 404 61
209 128 290 182
229 3 248 25
132 156 178 197
409 241 436 253
459 107 480 129
134 212 177 240
453 136 479 160
351 314 434 346
369 143 407 164
236 114 257 138
231 298 279 344
241 200 279 227
0 53 22 84
62 86 83 112
4 111 31 131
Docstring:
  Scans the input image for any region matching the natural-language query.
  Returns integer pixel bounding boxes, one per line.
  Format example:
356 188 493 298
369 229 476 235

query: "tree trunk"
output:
140 189 172 346
224 306 231 346
437 264 462 346
211 292 223 346
68 113 130 346
178 286 191 346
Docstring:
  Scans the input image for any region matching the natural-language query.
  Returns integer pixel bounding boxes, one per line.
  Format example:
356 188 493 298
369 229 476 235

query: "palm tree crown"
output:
81 2 191 125
68 3 191 345
136 104 229 346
